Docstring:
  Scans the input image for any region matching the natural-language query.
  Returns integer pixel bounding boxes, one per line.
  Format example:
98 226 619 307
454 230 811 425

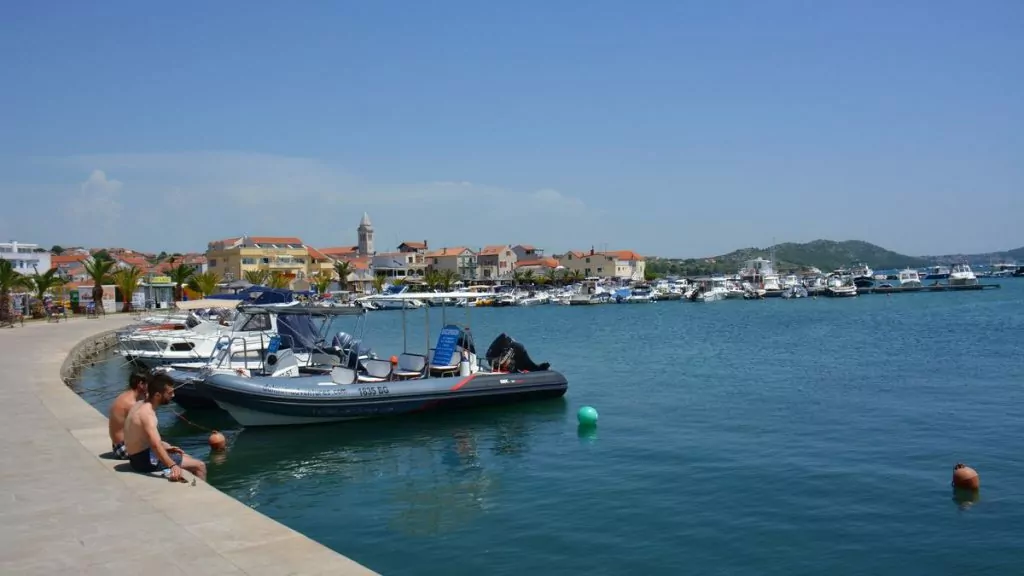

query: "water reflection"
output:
952 487 981 510
212 399 568 536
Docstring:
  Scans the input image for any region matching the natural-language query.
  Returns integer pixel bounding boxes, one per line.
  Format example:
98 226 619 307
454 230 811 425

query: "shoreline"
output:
0 315 376 575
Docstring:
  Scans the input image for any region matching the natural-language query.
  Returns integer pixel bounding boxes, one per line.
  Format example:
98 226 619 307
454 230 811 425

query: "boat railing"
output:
209 332 296 373
122 328 212 363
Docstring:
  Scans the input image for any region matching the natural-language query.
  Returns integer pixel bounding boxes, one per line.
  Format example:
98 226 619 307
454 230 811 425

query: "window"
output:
208 259 217 267
240 314 271 332
241 258 256 265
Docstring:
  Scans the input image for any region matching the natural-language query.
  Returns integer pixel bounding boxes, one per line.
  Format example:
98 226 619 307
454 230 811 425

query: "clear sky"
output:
1 1 1021 257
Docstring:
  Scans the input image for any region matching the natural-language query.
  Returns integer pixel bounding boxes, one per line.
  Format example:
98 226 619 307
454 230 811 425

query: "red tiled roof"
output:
478 245 509 256
320 246 358 256
306 246 332 261
599 250 644 261
51 254 90 267
425 247 473 258
398 241 427 249
516 257 559 269
515 244 537 250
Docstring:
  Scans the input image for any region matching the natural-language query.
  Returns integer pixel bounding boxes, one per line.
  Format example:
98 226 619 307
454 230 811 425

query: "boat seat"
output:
393 353 427 380
428 347 460 376
358 358 393 383
330 366 356 385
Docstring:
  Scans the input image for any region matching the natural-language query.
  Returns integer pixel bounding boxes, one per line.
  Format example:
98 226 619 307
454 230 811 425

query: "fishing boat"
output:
197 292 569 426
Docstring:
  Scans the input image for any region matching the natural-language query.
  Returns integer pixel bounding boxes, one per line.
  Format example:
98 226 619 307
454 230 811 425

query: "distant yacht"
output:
897 268 922 288
948 263 978 286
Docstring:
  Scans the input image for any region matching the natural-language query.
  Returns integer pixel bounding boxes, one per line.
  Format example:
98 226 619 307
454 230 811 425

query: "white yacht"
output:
948 263 978 286
897 268 922 288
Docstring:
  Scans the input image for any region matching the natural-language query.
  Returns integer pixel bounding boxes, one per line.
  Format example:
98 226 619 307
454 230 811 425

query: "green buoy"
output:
577 406 599 426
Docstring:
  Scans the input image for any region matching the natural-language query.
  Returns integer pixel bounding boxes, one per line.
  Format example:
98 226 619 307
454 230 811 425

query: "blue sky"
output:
1 1 1021 257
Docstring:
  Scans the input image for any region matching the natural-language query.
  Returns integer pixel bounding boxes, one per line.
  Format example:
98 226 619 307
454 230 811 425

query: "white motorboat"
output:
948 263 978 286
898 268 922 288
825 274 858 297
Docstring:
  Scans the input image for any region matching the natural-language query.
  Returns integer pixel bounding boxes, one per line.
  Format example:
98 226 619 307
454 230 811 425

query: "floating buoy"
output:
390 355 399 365
208 430 227 451
577 406 599 426
952 463 979 490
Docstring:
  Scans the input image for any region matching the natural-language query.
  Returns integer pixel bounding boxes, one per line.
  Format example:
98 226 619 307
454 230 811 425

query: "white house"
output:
0 241 51 274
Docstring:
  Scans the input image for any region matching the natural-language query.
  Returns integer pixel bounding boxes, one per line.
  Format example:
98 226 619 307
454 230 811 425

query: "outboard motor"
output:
485 333 550 373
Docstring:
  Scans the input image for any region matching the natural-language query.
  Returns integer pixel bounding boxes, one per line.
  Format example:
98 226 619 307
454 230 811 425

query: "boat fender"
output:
266 354 278 367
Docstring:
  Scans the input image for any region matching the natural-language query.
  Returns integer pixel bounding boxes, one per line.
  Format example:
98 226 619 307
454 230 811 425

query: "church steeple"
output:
357 212 374 256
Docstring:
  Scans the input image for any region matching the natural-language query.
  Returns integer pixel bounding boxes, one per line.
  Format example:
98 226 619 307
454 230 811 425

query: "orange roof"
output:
306 246 332 261
320 246 358 257
564 250 586 259
398 241 427 249
212 237 241 246
478 245 509 256
599 250 644 261
345 257 371 270
515 244 537 250
51 254 90 267
425 247 472 258
516 257 559 269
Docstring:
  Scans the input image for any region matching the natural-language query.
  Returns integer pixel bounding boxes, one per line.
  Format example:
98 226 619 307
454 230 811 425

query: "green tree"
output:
243 269 270 286
82 258 116 313
187 271 222 297
333 261 352 292
50 245 64 255
0 260 32 322
166 264 195 303
111 266 144 312
268 271 292 289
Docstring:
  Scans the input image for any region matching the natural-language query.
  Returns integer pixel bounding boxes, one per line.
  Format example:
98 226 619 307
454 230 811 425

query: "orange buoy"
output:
952 463 979 490
390 355 399 365
208 430 227 451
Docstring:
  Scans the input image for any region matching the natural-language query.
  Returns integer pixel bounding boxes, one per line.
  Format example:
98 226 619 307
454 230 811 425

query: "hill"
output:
647 240 932 277
920 246 1024 265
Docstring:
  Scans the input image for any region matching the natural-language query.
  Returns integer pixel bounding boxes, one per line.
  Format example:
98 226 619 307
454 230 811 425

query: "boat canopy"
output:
361 291 499 300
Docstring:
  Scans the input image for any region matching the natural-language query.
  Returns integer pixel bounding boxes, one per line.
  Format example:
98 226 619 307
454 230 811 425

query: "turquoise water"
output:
75 282 1024 574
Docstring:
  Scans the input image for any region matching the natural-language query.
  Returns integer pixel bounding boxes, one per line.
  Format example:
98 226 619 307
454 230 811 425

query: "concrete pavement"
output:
0 315 377 575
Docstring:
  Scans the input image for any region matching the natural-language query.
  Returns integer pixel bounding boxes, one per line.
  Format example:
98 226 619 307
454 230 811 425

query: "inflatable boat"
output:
198 329 567 427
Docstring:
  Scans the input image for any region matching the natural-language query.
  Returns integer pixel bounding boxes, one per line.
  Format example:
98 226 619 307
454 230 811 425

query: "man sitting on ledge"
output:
123 373 207 481
108 370 149 459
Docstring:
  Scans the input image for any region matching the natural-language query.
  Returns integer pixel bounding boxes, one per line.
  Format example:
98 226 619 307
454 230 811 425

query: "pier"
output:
0 316 375 575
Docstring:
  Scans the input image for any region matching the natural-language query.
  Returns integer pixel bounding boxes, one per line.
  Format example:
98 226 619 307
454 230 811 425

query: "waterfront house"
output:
558 249 646 281
425 247 478 280
512 244 544 262
515 257 560 274
0 241 51 273
476 245 517 281
206 236 311 284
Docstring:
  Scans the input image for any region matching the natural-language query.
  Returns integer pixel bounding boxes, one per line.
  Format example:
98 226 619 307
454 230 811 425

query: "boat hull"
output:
199 370 569 427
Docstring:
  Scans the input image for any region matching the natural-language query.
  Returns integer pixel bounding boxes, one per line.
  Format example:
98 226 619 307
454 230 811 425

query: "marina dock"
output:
798 283 1001 297
0 316 375 575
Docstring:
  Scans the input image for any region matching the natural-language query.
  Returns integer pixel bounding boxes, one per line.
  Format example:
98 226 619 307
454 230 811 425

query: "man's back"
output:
108 391 137 444
123 401 154 456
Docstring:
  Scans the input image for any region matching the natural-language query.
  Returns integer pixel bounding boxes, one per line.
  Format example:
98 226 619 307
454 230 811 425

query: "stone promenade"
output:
0 315 376 575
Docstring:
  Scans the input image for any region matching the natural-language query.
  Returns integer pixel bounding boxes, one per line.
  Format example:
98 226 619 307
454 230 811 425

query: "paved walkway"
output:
0 316 376 575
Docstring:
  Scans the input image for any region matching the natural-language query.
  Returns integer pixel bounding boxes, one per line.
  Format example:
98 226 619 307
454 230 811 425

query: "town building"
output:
476 245 517 281
0 241 51 273
425 247 478 280
515 257 560 274
205 236 311 284
557 249 646 281
512 244 544 262
357 212 374 256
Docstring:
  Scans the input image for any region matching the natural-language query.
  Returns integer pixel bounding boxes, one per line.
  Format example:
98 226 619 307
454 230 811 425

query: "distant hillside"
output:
920 246 1024 265
648 239 932 277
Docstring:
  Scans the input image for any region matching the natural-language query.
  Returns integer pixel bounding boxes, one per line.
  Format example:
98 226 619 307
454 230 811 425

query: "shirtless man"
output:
108 371 149 459
123 373 207 481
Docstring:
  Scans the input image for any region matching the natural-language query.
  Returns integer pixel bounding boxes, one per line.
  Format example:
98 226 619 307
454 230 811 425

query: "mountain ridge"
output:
647 240 1024 277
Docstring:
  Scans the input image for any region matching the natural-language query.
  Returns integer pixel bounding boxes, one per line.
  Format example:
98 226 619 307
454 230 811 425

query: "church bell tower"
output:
357 212 374 256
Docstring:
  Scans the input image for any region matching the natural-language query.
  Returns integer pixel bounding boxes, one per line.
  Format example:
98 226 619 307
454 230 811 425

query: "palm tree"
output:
268 271 292 290
82 258 117 314
111 266 144 312
26 268 65 318
333 261 352 292
424 269 441 289
0 260 31 323
521 269 535 286
187 271 222 298
166 264 195 304
372 272 387 294
243 269 270 286
311 271 333 296
438 269 457 291
544 268 559 287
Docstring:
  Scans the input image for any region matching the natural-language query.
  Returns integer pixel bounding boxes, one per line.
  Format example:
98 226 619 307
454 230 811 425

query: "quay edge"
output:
0 315 377 575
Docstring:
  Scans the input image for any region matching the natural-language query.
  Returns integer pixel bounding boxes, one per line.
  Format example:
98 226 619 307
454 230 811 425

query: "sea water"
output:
74 281 1024 575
